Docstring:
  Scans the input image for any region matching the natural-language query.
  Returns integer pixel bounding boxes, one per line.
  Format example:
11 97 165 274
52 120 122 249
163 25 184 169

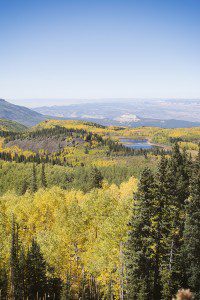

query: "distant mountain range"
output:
1 98 200 128
0 99 49 126
34 100 200 128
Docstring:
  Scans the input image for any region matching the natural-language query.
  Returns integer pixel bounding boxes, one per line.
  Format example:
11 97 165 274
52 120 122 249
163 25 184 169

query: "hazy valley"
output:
34 99 200 128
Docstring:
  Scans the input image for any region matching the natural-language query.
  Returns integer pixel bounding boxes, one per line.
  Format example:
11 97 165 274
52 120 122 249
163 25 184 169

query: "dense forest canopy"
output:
0 120 200 299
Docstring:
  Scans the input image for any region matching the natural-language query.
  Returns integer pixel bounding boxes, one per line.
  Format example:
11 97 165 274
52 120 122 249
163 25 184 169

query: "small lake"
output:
120 138 153 150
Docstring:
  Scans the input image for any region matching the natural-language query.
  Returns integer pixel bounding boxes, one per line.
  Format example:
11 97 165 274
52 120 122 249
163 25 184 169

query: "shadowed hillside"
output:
0 99 48 126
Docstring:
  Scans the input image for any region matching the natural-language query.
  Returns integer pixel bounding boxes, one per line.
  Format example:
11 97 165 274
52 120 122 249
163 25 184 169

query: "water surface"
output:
120 138 153 150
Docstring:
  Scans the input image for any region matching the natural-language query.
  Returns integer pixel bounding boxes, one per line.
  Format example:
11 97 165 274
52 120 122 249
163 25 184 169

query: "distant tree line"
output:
0 151 65 166
2 126 103 143
0 146 169 166
0 126 171 167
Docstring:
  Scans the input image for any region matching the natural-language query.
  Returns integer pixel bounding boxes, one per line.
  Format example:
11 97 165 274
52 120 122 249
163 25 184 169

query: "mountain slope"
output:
0 118 27 131
0 99 48 126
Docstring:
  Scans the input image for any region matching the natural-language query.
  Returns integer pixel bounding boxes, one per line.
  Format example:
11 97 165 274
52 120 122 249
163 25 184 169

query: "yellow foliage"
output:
0 178 137 298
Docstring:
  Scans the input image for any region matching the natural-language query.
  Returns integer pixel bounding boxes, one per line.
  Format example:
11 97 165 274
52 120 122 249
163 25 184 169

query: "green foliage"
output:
0 118 27 132
0 267 8 299
126 144 197 299
0 120 200 299
88 166 103 189
126 168 156 300
31 164 37 193
183 147 200 299
0 156 156 195
26 240 47 299
41 164 47 188
0 178 137 299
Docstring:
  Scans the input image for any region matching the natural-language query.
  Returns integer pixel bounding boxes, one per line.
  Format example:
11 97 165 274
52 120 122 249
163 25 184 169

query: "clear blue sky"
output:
0 0 200 106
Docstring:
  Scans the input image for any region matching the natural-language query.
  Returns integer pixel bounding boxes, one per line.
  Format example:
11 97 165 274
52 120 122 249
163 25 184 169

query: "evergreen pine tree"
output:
19 179 28 195
155 154 182 299
10 215 20 299
41 163 47 188
47 275 62 299
89 167 103 189
17 247 27 299
183 149 200 298
163 143 190 296
0 267 8 299
169 143 189 205
126 168 156 300
196 143 200 166
152 155 171 299
31 163 37 193
26 239 47 299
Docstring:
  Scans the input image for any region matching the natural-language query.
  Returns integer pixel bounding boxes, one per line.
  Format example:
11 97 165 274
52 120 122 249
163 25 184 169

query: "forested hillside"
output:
0 118 27 132
34 120 200 151
0 120 200 299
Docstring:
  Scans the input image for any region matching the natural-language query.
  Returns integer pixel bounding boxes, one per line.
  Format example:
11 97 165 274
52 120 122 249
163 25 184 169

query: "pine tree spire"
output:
26 239 47 299
183 150 200 298
31 163 37 193
126 168 156 299
89 166 103 189
41 163 47 188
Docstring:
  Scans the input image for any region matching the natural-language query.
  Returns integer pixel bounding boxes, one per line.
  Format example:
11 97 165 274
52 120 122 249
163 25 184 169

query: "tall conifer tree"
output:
183 147 200 298
126 168 156 300
41 163 47 188
89 167 103 189
164 144 189 295
31 163 37 193
10 216 20 299
26 239 47 299
0 267 8 299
